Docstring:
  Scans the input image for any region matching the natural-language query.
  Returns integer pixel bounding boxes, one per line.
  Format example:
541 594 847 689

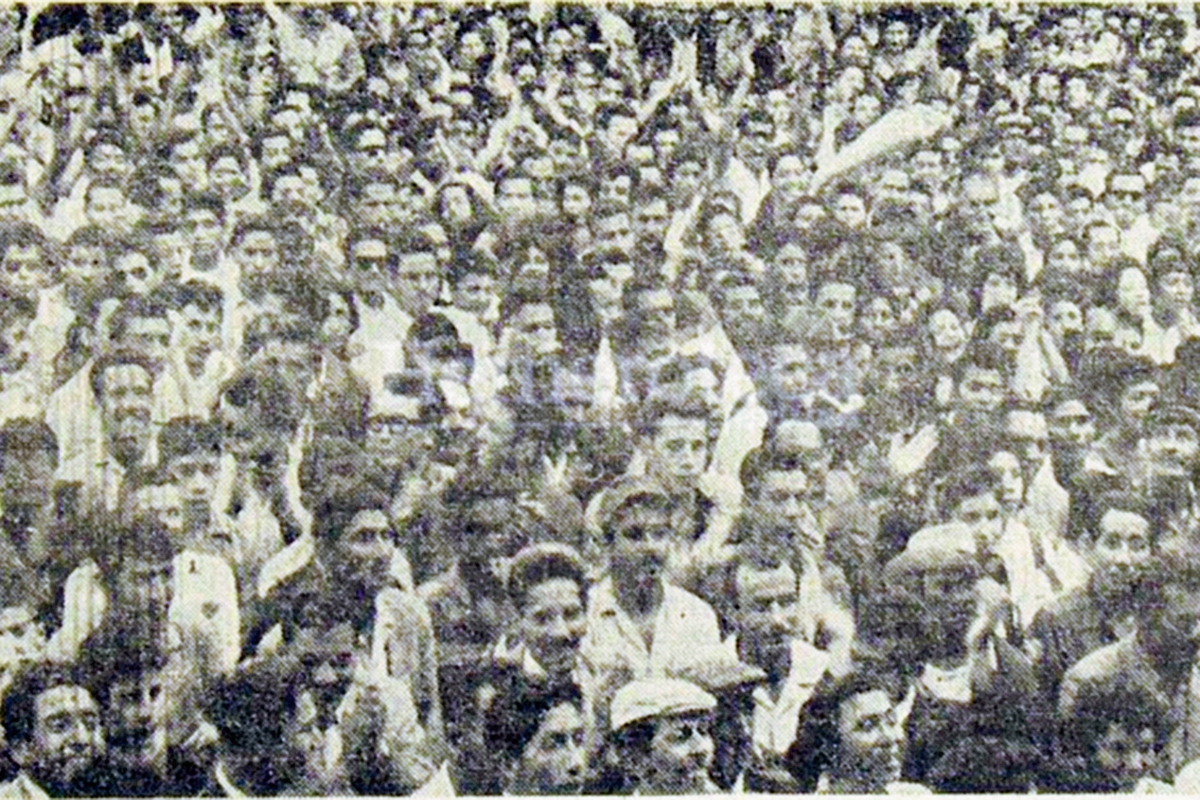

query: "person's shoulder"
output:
416 566 461 603
1061 635 1130 688
664 582 720 621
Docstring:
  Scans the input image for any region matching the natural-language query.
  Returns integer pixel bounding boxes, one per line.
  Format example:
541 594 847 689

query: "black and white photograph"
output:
0 1 1193 795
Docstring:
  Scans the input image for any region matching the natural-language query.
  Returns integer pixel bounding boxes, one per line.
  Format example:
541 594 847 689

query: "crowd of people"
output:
1 0 1200 795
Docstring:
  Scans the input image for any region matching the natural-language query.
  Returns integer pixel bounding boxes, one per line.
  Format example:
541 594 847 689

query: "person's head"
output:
1049 396 1095 453
987 449 1024 512
231 218 282 280
490 682 586 796
497 173 537 222
0 208 49 284
814 280 857 342
0 418 57 513
1005 409 1049 485
314 495 397 596
639 390 714 492
159 417 221 524
1027 189 1065 240
830 185 867 231
449 250 498 318
612 678 717 794
85 182 130 232
945 466 1004 550
1077 492 1154 606
1064 681 1168 793
601 481 677 592
110 298 171 370
595 210 635 255
741 444 823 556
1048 298 1084 346
509 544 588 679
170 280 223 368
1138 541 1200 670
733 559 800 674
91 352 155 466
0 295 34 373
390 231 442 315
712 273 765 345
1084 220 1121 270
3 663 104 793
928 306 968 354
790 660 905 793
623 282 675 349
1145 404 1200 478
668 152 706 207
1117 266 1152 320
954 342 1006 413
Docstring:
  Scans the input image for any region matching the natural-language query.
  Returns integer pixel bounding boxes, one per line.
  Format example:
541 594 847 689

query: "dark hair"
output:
941 464 999 516
175 280 224 315
1058 681 1169 778
785 658 903 792
508 546 587 610
486 680 584 770
89 350 156 402
0 418 58 470
2 662 92 746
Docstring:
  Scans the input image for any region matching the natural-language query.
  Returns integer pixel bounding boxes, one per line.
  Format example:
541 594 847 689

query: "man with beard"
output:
1047 393 1096 490
0 663 107 797
1059 534 1200 779
609 677 719 794
1031 492 1156 702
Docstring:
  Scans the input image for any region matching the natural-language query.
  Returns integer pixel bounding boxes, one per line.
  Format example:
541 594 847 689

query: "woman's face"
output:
1118 268 1152 318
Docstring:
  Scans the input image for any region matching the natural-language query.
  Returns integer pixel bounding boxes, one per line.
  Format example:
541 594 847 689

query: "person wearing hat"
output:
579 478 722 724
877 518 1042 787
1059 536 1200 781
785 657 925 794
607 677 720 795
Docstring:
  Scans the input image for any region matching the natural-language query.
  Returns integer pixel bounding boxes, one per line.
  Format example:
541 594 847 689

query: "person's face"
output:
596 213 635 255
911 149 944 188
392 252 440 314
1120 380 1159 422
520 577 586 678
1148 422 1200 476
20 686 104 787
774 243 808 305
89 143 129 184
171 141 207 191
963 180 1000 231
648 415 708 488
833 194 867 230
872 346 919 397
186 209 222 254
174 302 220 367
122 315 170 368
708 213 745 254
736 564 800 669
1049 402 1095 448
634 288 675 345
1087 226 1120 268
439 185 473 224
1048 240 1083 276
981 272 1018 313
86 188 127 230
635 199 670 247
332 509 395 592
1049 301 1084 343
836 689 904 788
561 184 591 218
209 156 246 201
609 502 673 588
261 135 291 172
2 244 49 295
1118 268 1152 318
167 451 219 515
755 469 822 552
102 364 153 461
1155 574 1200 659
841 35 869 66
1158 270 1195 311
816 282 856 337
599 174 633 210
512 303 560 358
642 713 715 794
988 450 1024 510
1093 723 1158 793
452 272 496 317
720 285 765 342
1089 508 1152 593
930 309 966 351
0 606 41 668
773 156 806 204
106 669 166 772
957 490 1003 551
498 178 537 220
771 344 810 398
958 365 1004 412
136 483 184 545
512 702 586 795
883 20 909 52
63 244 106 292
235 230 280 278
1030 193 1064 237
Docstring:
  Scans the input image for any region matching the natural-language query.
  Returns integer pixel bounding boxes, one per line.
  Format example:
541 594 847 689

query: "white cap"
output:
611 678 716 732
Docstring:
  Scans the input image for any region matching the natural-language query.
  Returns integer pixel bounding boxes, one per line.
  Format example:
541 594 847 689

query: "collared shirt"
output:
347 293 414 408
1060 634 1200 779
580 574 721 681
750 639 831 756
157 350 236 423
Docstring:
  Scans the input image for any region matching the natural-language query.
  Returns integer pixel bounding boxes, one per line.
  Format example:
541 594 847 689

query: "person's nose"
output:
1111 542 1134 567
564 740 585 777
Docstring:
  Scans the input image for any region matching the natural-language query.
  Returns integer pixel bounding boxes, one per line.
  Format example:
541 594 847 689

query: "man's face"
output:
1120 380 1159 422
511 303 560 359
261 135 291 172
106 669 166 773
609 502 674 589
0 606 41 668
21 686 104 787
392 252 440 314
1049 301 1084 343
235 230 280 279
1155 573 1200 660
883 20 909 52
1049 402 1095 448
519 578 586 679
957 490 1003 550
958 365 1004 412
599 174 633 211
1093 723 1158 793
642 713 715 794
816 282 857 338
561 184 591 218
1048 240 1083 276
648 415 708 488
174 303 221 364
514 702 586 795
671 160 704 206
89 143 129 184
101 364 153 462
453 273 496 317
1087 225 1121 269
988 450 1024 510
122 315 171 369
770 344 810 399
837 689 903 787
872 346 919 398
209 156 247 201
1147 422 1199 476
3 244 48 295
64 244 107 293
1006 411 1048 482
755 469 823 551
167 451 219 516
1158 270 1195 311
736 563 800 670
719 285 765 342
365 416 431 473
498 178 537 221
332 509 395 593
833 194 867 230
633 288 675 346
1118 268 1152 319
911 149 944 188
171 140 208 191
1029 193 1064 239
1089 509 1152 597
186 210 223 257
635 199 670 248
595 213 635 255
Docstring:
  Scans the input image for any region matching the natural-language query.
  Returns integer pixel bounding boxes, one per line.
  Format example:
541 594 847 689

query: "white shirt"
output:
750 639 831 755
